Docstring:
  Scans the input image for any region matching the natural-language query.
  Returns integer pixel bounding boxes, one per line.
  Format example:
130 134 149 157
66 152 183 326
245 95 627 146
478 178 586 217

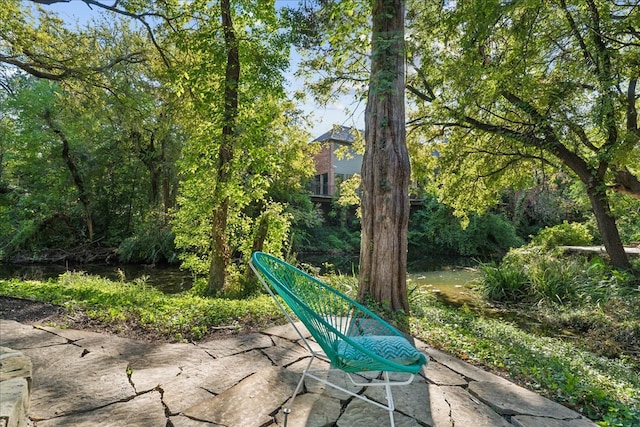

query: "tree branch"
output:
612 167 640 199
627 77 639 137
29 0 175 69
559 0 596 70
406 62 436 103
492 91 596 183
566 120 599 152
1 50 146 82
406 84 434 103
1 54 72 80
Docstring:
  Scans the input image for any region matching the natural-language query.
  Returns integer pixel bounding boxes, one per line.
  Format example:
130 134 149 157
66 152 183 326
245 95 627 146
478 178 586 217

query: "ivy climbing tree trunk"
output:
208 0 239 293
358 0 411 312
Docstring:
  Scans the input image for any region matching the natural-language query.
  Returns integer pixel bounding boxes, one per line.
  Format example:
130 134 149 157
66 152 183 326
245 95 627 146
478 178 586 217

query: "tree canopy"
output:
406 0 640 269
0 0 316 290
1 0 637 297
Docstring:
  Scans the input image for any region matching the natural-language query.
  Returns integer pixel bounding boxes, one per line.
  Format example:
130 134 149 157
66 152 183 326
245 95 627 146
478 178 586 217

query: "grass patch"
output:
0 271 284 341
410 301 639 427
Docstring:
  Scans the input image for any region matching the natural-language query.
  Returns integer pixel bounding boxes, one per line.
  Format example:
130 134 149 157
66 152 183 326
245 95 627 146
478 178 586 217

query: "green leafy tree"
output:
168 1 313 294
1 1 147 82
406 0 640 270
0 4 182 258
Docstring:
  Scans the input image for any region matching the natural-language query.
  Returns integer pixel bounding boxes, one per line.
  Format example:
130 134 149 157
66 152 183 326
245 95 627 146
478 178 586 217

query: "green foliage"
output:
0 20 182 255
117 213 177 264
461 212 523 256
608 195 640 244
296 224 360 254
408 197 463 255
531 221 594 249
477 261 529 302
476 247 636 305
410 302 640 426
405 0 640 270
0 272 283 341
169 1 312 287
292 198 361 254
496 174 590 240
322 273 358 297
408 197 523 257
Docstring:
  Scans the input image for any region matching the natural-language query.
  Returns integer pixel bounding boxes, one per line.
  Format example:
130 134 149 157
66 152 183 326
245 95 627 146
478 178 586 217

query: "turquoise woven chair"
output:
250 252 427 426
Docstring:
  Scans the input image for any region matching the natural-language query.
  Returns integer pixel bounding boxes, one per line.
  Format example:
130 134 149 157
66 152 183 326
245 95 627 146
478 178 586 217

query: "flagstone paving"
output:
0 318 597 427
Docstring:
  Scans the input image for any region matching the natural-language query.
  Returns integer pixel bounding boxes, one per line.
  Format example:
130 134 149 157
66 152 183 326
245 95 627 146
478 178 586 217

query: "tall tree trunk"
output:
161 136 172 216
137 131 162 206
244 213 270 293
358 0 410 312
586 182 631 270
208 0 239 293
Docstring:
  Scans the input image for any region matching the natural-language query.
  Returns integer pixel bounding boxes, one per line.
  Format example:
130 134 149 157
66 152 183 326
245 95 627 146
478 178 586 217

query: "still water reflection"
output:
0 254 480 299
299 253 481 305
409 269 479 306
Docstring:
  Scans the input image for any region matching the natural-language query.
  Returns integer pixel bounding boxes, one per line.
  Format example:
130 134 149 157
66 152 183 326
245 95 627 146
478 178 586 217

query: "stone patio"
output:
0 319 597 427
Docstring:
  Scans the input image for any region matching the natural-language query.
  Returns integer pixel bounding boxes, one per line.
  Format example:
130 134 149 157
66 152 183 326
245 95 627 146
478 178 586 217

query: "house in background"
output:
311 125 363 199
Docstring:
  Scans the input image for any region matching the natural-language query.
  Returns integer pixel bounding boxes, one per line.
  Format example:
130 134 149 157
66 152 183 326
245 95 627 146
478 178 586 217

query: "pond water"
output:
408 269 479 306
299 253 481 305
0 254 481 301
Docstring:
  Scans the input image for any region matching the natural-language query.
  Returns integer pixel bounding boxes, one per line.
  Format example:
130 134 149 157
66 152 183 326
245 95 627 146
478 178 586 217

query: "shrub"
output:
477 261 529 302
296 224 360 253
118 213 177 264
408 197 523 258
531 221 593 249
408 197 464 255
476 246 635 305
460 212 523 257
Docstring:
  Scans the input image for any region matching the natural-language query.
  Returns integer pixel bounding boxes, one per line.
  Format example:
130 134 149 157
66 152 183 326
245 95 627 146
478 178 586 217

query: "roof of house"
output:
313 125 360 144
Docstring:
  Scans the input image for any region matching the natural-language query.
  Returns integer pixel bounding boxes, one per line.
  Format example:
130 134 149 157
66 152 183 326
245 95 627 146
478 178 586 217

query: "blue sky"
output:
39 0 364 137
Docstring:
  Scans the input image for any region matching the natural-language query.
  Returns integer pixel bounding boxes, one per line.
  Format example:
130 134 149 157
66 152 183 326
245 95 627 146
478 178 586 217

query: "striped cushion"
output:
336 335 425 366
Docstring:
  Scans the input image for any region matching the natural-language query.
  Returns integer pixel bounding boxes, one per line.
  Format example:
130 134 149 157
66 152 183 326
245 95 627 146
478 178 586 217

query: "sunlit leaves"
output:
288 0 371 107
406 0 640 217
168 0 314 282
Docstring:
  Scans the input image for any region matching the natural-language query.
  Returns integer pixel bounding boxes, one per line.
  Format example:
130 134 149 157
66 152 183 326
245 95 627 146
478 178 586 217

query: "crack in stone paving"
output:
259 348 279 366
336 395 355 423
40 389 156 421
199 384 220 396
156 385 173 418
443 395 454 427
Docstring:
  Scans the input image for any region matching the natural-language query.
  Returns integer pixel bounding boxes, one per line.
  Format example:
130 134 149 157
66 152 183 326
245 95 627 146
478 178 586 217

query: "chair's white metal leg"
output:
284 355 315 424
384 371 396 427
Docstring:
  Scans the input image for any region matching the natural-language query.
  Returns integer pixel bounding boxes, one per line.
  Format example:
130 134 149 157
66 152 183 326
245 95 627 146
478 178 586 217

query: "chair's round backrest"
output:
251 252 427 373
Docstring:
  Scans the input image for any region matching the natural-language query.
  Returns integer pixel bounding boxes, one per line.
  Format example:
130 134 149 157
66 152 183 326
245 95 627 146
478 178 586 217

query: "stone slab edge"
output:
0 347 32 427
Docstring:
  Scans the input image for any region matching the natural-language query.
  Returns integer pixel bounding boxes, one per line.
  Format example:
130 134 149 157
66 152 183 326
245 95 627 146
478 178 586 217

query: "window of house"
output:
311 173 330 195
321 173 329 195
